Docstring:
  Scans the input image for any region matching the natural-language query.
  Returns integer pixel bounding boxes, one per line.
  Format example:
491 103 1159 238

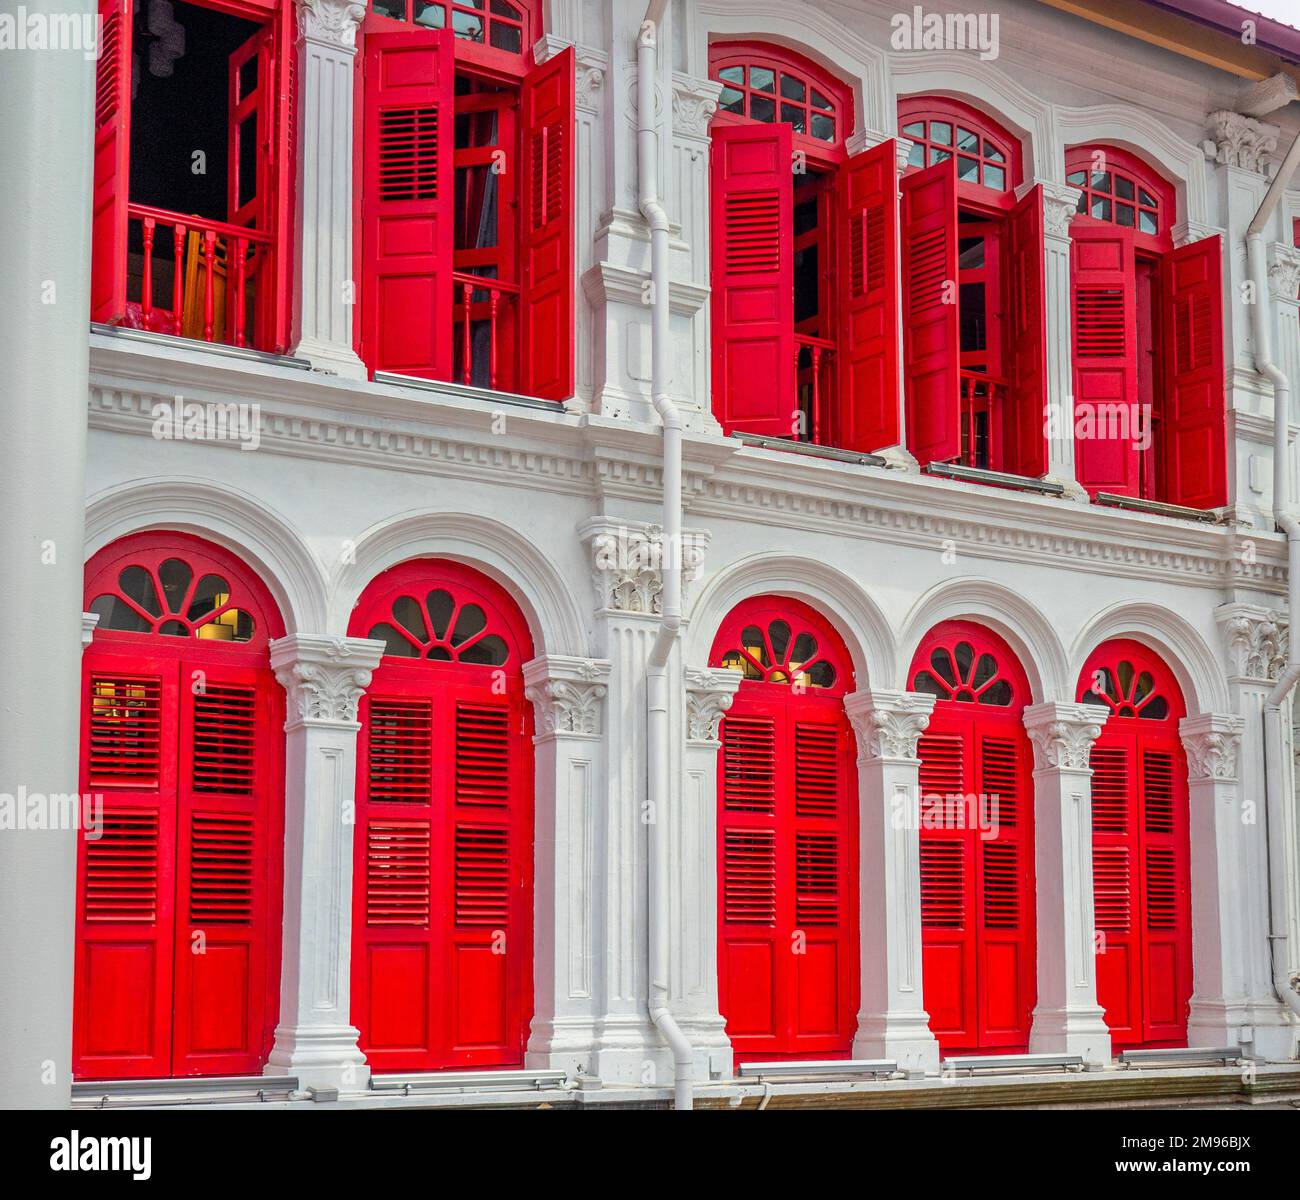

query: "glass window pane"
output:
930 146 951 165
750 94 776 123
718 65 743 85
1139 187 1157 207
1116 203 1135 227
982 163 1005 190
490 21 521 52
460 634 508 665
374 0 407 18
902 120 926 138
1076 195 1087 214
749 66 776 93
450 604 487 646
781 103 806 133
984 141 1005 162
1114 174 1135 200
119 565 162 616
1066 169 1087 185
1090 170 1111 191
956 126 979 152
810 112 834 142
930 120 952 145
907 141 925 167
412 1 444 26
393 595 428 643
426 589 455 638
811 88 833 110
1138 209 1158 236
957 155 979 182
490 0 519 14
186 574 232 622
158 558 192 610
370 622 420 657
452 8 483 39
780 73 805 101
1090 195 1111 220
719 85 744 114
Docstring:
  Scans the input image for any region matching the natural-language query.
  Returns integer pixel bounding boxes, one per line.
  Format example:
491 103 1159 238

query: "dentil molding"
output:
1023 702 1108 771
1179 713 1245 783
270 634 386 725
685 667 743 743
296 0 365 48
1217 602 1288 683
523 654 611 737
1205 110 1279 175
844 689 936 763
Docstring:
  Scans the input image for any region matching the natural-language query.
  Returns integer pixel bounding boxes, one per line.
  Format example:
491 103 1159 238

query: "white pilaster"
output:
266 634 385 1092
844 688 941 1074
1268 245 1300 508
1023 702 1112 1066
291 1 368 378
523 653 612 1075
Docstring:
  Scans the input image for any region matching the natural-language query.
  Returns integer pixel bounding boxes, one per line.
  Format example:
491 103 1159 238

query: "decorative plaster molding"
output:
1037 183 1082 240
270 634 386 725
1217 602 1288 682
1179 713 1244 783
1171 219 1223 248
81 611 99 651
1205 110 1279 175
1267 244 1300 303
671 75 722 139
523 654 611 737
580 517 710 616
576 57 606 114
844 689 936 763
1237 72 1298 119
296 0 365 48
684 667 742 743
1023 702 1107 772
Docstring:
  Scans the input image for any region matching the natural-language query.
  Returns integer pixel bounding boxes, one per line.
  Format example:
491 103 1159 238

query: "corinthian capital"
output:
297 0 366 49
1217 602 1288 682
1205 110 1279 174
523 655 611 737
270 634 386 726
685 667 743 744
845 689 935 763
1022 702 1107 772
1267 244 1300 303
1179 713 1244 783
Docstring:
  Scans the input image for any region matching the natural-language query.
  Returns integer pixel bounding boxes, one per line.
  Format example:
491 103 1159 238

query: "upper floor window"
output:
899 97 1020 198
713 46 846 149
368 0 534 63
1066 145 1172 249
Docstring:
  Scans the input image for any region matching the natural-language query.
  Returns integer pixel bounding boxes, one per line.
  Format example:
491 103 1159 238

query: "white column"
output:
844 689 941 1074
0 1 94 1109
1023 702 1112 1066
266 634 385 1093
291 0 368 378
1268 245 1300 508
523 653 612 1075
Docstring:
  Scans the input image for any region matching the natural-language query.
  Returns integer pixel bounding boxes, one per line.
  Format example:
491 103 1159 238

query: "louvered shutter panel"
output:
901 157 960 466
723 828 778 925
1092 847 1131 933
1161 235 1227 509
455 703 511 805
90 0 132 324
979 737 1019 828
832 138 901 453
981 841 1019 930
920 839 964 928
521 47 575 401
366 820 431 926
1071 223 1139 496
1139 744 1191 1042
368 698 433 801
267 0 295 353
723 715 777 812
710 122 796 437
1007 184 1048 478
359 29 455 379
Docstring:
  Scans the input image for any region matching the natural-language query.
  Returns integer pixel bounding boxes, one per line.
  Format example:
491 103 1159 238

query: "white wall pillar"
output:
845 689 941 1074
1023 702 1112 1066
0 1 94 1109
290 0 368 379
523 653 612 1075
266 634 385 1093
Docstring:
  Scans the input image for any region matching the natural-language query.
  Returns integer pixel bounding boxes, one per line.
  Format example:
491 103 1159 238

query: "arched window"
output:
1066 145 1174 249
75 532 286 1081
1078 640 1191 1050
367 0 539 61
899 97 1020 195
349 559 534 1072
909 621 1035 1054
711 598 857 1062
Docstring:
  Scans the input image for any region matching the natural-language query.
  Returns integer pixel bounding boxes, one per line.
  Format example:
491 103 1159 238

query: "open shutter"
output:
90 0 133 324
265 0 295 353
1071 222 1138 496
832 138 900 453
901 157 960 466
359 29 455 380
1161 235 1227 509
1007 184 1048 478
711 122 795 437
521 47 575 401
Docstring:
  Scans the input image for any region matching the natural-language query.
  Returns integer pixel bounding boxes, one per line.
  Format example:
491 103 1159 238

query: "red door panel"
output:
91 0 133 323
1007 184 1048 478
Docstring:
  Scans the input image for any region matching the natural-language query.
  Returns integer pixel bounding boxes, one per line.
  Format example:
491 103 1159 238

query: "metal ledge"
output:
1119 1046 1243 1068
738 1059 898 1080
369 1068 570 1094
942 1053 1085 1075
72 1075 299 1105
375 371 570 414
927 461 1066 495
1094 491 1220 522
730 432 888 468
92 322 312 370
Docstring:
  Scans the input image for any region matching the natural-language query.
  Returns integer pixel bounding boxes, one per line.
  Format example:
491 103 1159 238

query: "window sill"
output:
729 432 889 469
374 371 568 415
927 461 1065 496
91 323 311 371
1093 492 1220 523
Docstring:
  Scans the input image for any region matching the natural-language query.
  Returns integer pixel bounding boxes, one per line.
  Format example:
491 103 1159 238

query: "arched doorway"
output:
710 596 857 1062
76 531 286 1079
1078 639 1192 1048
349 559 534 1071
909 621 1035 1053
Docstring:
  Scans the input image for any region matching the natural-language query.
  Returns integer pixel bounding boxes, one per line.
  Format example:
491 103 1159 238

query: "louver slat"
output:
1090 746 1128 833
191 684 256 795
1143 750 1175 834
1092 845 1131 933
795 832 838 926
918 733 964 829
84 809 160 923
378 106 439 201
723 828 777 925
454 824 509 927
94 7 121 128
366 820 430 927
455 703 510 806
1074 286 1126 357
368 698 433 802
982 840 1020 930
722 716 777 813
980 738 1019 828
794 722 838 818
907 228 946 316
529 122 563 230
88 675 164 789
1145 845 1177 931
920 839 964 928
189 813 254 925
724 192 781 273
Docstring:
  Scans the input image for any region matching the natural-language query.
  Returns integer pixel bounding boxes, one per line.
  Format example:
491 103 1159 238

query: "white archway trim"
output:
683 551 896 690
1070 601 1230 715
84 475 327 634
898 577 1069 703
335 509 588 657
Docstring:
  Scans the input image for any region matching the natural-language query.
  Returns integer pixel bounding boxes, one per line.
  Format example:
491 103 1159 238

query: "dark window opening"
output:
956 214 1005 470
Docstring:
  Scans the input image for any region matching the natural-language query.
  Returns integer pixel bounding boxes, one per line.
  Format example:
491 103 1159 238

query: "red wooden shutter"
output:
1007 184 1048 478
832 138 900 453
711 122 795 437
1161 235 1227 509
268 0 295 353
1139 747 1191 1043
90 0 132 324
359 29 455 379
521 47 575 401
74 662 178 1080
1071 223 1138 496
901 157 960 466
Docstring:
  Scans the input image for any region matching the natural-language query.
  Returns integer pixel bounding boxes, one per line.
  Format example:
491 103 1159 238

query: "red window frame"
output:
710 597 858 1063
348 559 535 1072
75 531 286 1081
899 96 1022 211
364 0 540 77
1078 640 1192 1051
1066 145 1175 255
908 621 1036 1055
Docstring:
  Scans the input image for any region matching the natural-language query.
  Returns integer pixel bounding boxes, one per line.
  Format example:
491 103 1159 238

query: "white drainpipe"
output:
638 0 692 1109
1248 127 1300 1025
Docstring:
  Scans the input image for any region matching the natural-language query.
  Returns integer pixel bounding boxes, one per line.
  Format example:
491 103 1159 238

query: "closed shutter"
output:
520 46 575 401
832 138 900 453
901 156 960 466
1161 235 1227 509
359 29 455 379
90 0 133 323
1089 740 1140 1044
1139 745 1191 1043
711 122 795 437
723 828 778 924
1071 223 1138 496
1006 184 1048 478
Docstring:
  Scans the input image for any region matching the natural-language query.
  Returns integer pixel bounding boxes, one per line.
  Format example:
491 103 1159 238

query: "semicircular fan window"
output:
368 587 510 666
913 639 1013 706
89 557 256 642
1081 658 1169 720
718 617 837 689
